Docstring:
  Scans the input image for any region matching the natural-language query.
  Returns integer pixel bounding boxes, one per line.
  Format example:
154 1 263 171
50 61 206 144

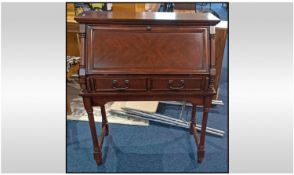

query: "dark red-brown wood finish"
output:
75 11 220 165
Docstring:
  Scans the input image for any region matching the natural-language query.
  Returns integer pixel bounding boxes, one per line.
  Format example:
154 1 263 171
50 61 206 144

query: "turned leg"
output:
198 107 209 163
83 97 102 165
100 105 109 136
190 104 201 163
190 105 197 134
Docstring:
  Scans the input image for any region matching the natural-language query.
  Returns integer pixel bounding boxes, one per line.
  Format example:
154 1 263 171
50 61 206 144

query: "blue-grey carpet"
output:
66 3 228 172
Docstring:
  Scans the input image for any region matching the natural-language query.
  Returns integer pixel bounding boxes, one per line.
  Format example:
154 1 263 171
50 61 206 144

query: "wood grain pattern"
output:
87 25 209 74
75 11 220 165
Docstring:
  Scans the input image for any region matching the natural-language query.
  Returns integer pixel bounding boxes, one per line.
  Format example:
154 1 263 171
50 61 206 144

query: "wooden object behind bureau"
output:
66 3 79 115
75 11 220 165
112 3 146 12
66 3 80 57
214 21 228 100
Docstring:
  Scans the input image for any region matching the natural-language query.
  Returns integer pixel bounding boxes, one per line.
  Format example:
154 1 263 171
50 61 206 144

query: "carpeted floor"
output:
66 3 228 172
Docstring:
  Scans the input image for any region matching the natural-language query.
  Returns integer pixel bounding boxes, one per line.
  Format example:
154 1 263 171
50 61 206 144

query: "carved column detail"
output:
209 26 216 93
79 24 87 91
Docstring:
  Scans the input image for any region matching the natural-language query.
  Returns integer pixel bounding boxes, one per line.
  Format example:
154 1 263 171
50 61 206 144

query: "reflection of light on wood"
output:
216 21 228 28
145 3 161 12
207 13 218 20
154 12 176 20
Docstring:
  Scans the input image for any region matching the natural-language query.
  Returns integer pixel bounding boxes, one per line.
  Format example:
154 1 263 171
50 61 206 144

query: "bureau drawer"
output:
150 77 206 91
88 77 147 92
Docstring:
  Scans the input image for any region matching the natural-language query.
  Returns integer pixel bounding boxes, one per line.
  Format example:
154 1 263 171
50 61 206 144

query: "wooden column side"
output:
209 26 216 94
79 24 86 91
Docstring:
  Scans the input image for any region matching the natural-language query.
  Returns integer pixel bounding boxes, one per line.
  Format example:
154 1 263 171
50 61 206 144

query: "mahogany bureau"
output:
75 11 220 165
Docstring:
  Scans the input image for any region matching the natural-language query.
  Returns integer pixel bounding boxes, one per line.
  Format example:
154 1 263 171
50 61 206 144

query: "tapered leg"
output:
197 107 209 163
190 105 197 134
83 97 102 165
100 105 109 136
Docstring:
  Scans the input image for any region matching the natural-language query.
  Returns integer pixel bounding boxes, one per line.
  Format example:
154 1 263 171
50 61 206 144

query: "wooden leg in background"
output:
197 107 209 163
100 105 109 136
66 94 72 115
83 97 102 165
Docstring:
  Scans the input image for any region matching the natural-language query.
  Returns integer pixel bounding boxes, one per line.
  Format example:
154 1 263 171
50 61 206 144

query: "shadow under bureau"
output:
74 11 220 165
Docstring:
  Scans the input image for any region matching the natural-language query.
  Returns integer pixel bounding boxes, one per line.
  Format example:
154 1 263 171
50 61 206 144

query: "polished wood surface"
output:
75 11 220 165
75 11 219 25
87 25 209 74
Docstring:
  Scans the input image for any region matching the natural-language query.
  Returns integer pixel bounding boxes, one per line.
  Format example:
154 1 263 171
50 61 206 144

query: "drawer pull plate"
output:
168 80 185 90
112 80 129 90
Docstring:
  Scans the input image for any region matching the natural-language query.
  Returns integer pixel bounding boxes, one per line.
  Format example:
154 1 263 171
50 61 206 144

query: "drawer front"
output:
150 77 206 91
88 77 147 92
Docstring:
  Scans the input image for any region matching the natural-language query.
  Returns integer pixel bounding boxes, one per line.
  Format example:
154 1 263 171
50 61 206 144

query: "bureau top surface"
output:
75 11 220 26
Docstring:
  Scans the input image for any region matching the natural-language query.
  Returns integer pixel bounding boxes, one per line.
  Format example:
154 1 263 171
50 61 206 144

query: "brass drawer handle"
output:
168 80 185 90
112 80 129 90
